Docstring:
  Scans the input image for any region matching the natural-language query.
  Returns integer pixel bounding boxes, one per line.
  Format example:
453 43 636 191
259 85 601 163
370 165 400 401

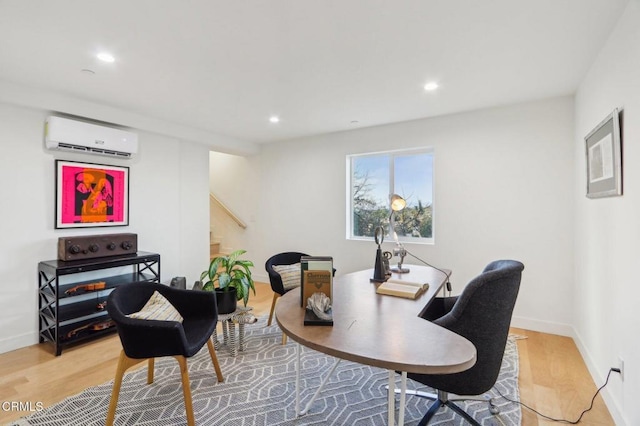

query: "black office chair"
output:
408 259 524 426
106 282 224 426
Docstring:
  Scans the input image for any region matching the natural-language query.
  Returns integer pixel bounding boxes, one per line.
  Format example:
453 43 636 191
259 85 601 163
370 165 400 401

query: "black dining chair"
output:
407 259 524 425
265 252 309 344
106 282 224 426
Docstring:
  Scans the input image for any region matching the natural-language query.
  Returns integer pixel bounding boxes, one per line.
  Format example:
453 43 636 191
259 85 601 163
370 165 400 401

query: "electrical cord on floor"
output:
496 367 619 424
404 249 453 296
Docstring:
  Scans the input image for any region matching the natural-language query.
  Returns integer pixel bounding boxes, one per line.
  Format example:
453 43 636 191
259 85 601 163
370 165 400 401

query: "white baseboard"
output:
510 315 574 337
0 331 38 355
253 272 269 285
572 329 627 426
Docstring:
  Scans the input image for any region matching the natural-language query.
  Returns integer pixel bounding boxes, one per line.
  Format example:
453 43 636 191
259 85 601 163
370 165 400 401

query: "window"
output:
347 148 433 243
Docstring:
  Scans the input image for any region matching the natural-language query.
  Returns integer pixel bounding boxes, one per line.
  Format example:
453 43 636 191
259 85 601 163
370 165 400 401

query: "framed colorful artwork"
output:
55 160 129 229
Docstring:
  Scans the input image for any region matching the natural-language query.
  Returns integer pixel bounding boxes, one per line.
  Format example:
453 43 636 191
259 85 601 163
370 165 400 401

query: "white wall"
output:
0 102 210 354
574 2 640 424
232 96 575 334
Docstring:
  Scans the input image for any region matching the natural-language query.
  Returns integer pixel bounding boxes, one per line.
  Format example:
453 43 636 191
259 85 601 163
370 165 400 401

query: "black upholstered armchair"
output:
408 259 524 426
106 282 223 426
265 251 309 326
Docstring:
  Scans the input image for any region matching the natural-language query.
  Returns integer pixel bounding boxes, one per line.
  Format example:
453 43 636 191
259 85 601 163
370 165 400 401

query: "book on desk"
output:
301 256 334 326
376 278 429 299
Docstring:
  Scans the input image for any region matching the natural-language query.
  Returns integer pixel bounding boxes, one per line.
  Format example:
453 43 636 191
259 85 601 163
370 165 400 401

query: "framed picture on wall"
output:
55 160 129 228
585 108 622 198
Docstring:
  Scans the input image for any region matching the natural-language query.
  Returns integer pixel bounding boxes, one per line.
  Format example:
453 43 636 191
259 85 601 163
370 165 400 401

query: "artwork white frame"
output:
585 109 622 198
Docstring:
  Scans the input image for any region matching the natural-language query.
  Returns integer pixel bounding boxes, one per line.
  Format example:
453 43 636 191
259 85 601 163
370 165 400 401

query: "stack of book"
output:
300 256 334 326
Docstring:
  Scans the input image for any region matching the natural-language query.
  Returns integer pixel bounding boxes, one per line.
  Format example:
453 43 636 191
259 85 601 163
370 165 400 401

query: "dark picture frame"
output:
585 108 622 198
55 160 129 228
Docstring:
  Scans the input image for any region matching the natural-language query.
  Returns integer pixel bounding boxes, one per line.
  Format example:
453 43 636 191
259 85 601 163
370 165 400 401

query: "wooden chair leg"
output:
206 338 224 382
267 293 279 326
268 293 288 344
175 356 195 426
106 350 146 426
147 358 155 384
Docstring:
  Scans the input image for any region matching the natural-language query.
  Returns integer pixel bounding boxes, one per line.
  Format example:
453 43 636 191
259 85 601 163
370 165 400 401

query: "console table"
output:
38 252 160 355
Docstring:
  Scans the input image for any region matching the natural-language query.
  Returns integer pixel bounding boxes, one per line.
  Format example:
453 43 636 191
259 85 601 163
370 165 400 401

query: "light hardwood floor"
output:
0 282 614 425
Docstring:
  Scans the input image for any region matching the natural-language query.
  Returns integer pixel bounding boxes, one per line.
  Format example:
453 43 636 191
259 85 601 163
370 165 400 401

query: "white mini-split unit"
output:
45 116 138 159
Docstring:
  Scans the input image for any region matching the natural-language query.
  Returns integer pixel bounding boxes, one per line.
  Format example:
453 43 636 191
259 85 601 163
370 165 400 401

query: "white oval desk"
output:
275 265 477 425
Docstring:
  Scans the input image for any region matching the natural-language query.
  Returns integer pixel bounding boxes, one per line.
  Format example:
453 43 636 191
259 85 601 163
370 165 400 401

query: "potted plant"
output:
200 249 256 314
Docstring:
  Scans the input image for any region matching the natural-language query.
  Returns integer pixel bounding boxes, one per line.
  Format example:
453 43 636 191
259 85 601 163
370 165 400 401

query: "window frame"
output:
346 147 435 245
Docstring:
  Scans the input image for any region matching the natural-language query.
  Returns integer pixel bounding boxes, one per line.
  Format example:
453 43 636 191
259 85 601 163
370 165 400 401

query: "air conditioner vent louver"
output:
45 116 138 159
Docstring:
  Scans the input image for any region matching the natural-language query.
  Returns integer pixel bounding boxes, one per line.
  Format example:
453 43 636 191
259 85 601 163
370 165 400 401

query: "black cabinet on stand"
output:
38 251 161 355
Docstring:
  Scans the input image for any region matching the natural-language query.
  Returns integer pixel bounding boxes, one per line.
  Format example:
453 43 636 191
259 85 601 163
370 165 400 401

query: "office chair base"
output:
418 399 481 426
389 387 499 415
415 390 483 426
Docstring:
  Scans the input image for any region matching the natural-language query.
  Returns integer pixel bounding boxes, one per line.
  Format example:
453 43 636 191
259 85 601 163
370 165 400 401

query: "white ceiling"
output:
0 0 629 147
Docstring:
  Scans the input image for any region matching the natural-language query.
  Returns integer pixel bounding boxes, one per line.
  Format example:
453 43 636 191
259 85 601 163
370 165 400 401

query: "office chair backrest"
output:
433 259 524 395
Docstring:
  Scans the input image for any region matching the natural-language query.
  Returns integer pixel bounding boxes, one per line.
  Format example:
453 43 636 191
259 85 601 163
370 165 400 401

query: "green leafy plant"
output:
200 249 256 306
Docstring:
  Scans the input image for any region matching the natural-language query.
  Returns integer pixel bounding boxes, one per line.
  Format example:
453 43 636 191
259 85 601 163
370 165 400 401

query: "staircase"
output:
210 230 224 259
210 240 222 259
209 192 246 260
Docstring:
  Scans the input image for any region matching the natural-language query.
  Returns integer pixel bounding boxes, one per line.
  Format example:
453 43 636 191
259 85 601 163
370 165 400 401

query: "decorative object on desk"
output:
55 160 129 229
382 250 392 276
13 320 521 426
585 108 622 198
200 249 255 314
301 270 332 306
371 226 386 282
300 256 334 326
376 278 429 299
305 292 333 325
389 193 410 273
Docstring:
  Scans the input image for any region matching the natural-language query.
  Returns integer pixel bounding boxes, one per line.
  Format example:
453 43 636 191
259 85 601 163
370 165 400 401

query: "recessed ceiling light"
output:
269 116 280 123
423 82 439 91
97 52 115 63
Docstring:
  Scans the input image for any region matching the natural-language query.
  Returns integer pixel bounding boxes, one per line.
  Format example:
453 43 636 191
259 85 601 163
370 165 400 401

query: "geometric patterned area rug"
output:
12 317 521 426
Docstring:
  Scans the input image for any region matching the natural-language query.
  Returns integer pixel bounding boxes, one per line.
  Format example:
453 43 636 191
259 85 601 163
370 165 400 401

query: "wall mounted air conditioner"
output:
45 116 138 159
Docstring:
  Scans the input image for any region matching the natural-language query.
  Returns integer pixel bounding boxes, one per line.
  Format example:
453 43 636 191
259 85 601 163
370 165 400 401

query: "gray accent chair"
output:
409 259 524 426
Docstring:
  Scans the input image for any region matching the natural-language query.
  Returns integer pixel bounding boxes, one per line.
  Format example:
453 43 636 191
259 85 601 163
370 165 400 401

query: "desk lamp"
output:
389 194 410 273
